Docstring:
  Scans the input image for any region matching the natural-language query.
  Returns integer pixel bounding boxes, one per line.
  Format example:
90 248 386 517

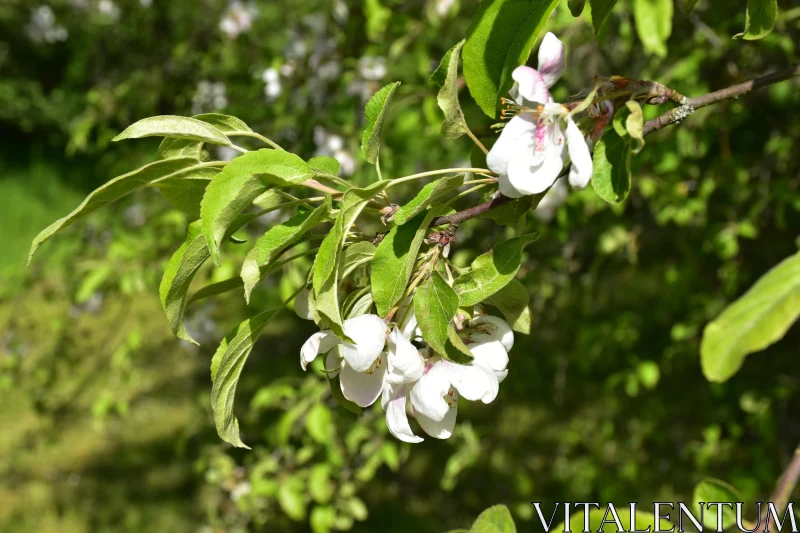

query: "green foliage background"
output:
1 0 799 531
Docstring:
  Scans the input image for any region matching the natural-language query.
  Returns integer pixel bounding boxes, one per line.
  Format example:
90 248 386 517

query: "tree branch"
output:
438 64 800 227
761 443 800 526
643 63 800 135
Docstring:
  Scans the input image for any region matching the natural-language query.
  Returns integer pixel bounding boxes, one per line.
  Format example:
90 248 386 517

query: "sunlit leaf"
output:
434 40 468 139
361 82 401 164
589 0 620 34
734 0 777 40
309 155 341 176
633 0 673 57
471 504 516 533
701 251 800 382
394 174 464 225
591 128 632 203
414 271 459 355
112 115 231 146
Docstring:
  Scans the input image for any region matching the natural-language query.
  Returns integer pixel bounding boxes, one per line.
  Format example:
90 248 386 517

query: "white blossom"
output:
26 6 68 44
486 33 593 198
358 56 387 81
313 126 356 176
262 67 282 101
219 1 257 39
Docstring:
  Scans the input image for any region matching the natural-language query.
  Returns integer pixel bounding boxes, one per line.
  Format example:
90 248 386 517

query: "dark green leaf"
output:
591 128 632 203
734 0 777 40
309 156 341 176
568 0 587 16
29 157 215 263
112 115 231 146
463 0 560 117
479 195 537 227
394 175 464 225
414 271 459 355
701 251 800 382
482 279 531 334
371 209 440 317
431 43 457 88
454 233 539 306
435 40 469 139
361 82 401 164
589 0 620 34
241 199 331 301
211 308 279 448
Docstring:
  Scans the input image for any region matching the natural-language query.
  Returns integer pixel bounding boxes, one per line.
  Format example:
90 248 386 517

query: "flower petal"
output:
325 349 341 378
414 396 457 439
340 314 388 372
533 176 568 222
486 114 537 183
339 356 387 407
386 327 425 384
409 360 450 421
537 32 565 88
512 66 550 105
300 330 338 370
294 289 313 320
469 340 509 380
384 383 424 443
566 117 593 189
504 124 565 196
396 297 423 341
444 359 499 404
468 315 514 352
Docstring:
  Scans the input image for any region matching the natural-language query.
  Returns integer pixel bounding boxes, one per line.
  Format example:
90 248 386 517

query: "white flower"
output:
97 0 120 20
358 56 387 81
219 1 257 39
466 315 514 352
394 296 423 341
313 127 356 176
486 33 593 198
533 176 568 221
262 67 282 101
26 6 68 44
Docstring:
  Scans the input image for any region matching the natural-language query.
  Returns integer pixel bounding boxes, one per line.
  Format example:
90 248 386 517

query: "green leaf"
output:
444 324 475 364
701 251 800 382
463 0 560 118
589 0 620 34
568 0 587 16
454 233 539 306
112 115 231 146
309 156 341 176
277 476 307 520
28 157 214 263
305 403 334 444
555 510 669 533
434 40 469 139
482 279 532 334
343 289 375 319
211 308 280 448
159 221 209 344
414 271 459 355
192 112 253 134
431 44 456 88
200 149 314 265
158 138 209 160
471 504 516 533
361 82 401 164
480 195 536 227
158 176 213 219
693 478 743 530
188 276 244 306
625 100 646 154
241 200 331 301
633 0 673 57
371 209 440 317
734 0 777 40
394 175 464 225
313 182 390 333
339 241 376 280
591 128 632 203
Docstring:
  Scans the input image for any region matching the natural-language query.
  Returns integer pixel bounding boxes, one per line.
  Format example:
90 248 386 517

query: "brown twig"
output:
438 65 800 227
643 64 800 135
761 443 800 527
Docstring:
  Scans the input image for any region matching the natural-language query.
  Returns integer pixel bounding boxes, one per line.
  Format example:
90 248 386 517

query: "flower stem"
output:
386 167 495 188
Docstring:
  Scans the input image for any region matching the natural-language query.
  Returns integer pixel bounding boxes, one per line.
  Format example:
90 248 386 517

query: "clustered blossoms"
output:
296 292 513 442
487 32 593 199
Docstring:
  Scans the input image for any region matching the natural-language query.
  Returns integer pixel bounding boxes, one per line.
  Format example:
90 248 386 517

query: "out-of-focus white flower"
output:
358 56 387 81
486 33 593 197
533 176 568 222
435 0 457 17
230 482 251 502
139 0 153 7
219 1 257 39
317 61 341 81
97 0 120 20
262 67 282 101
280 62 296 77
332 0 349 23
192 81 228 115
313 126 356 176
216 146 238 162
26 6 68 44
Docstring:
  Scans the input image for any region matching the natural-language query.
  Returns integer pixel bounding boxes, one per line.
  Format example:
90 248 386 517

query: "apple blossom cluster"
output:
296 292 513 443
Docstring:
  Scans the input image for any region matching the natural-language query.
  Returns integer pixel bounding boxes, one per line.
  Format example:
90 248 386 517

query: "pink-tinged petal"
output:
385 383 424 443
468 340 509 382
565 117 593 190
409 360 450 421
512 66 550 105
414 395 457 439
443 359 499 404
386 327 425 384
504 124 565 196
341 314 388 372
339 356 387 407
486 114 537 179
537 32 565 88
533 176 569 222
300 330 338 370
468 315 514 352
294 289 313 320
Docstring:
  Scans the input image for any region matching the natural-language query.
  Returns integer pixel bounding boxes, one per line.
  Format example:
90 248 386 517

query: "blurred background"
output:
1 0 799 532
